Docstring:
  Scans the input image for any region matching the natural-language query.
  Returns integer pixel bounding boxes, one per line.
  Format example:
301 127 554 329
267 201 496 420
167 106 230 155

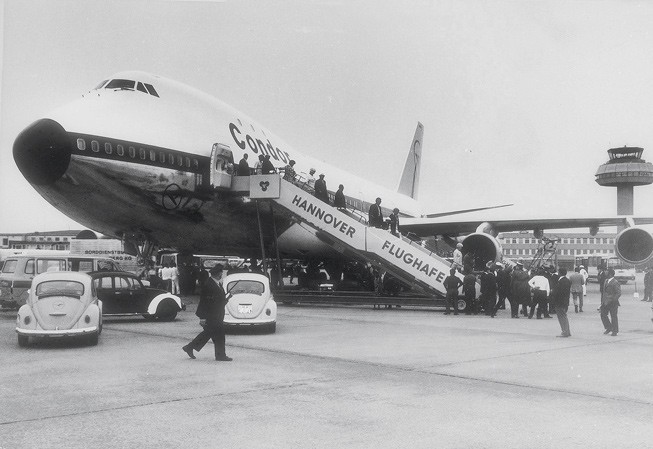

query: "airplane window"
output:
144 83 159 97
77 139 86 151
105 143 112 154
91 141 100 152
94 80 109 90
129 146 136 158
139 148 146 160
105 79 135 90
117 144 125 156
137 82 148 94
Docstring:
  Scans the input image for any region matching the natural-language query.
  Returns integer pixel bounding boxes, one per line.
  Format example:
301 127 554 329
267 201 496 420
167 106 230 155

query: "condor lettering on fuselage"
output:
381 240 446 284
229 122 290 164
291 195 356 239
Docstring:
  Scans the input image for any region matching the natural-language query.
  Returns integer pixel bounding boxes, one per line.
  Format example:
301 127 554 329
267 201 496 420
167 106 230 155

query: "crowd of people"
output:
444 257 625 338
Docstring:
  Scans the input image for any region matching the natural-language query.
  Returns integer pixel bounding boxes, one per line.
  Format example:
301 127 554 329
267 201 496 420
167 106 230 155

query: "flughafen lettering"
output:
291 195 356 238
229 122 290 164
381 240 446 283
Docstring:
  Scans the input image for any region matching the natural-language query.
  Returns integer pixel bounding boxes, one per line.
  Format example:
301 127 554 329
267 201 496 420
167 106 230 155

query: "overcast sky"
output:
2 0 653 234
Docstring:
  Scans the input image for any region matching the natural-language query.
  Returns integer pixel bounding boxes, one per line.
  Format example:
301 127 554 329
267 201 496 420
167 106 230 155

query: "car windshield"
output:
226 280 265 296
35 280 85 299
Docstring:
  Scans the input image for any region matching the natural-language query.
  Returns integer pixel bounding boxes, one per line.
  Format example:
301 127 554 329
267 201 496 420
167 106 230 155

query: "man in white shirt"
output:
306 168 316 189
579 265 589 296
528 268 550 319
452 243 463 272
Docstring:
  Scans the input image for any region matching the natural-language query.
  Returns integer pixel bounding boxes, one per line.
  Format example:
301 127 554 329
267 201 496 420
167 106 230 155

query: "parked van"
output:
0 252 121 310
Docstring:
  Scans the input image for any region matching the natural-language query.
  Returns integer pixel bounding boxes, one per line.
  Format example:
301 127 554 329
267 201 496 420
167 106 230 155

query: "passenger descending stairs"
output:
247 174 459 298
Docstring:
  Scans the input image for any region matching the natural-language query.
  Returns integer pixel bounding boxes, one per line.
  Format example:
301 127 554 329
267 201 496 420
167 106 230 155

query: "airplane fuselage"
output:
14 71 423 259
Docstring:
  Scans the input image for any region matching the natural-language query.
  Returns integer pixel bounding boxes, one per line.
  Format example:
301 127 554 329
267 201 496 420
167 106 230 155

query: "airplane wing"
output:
400 215 653 237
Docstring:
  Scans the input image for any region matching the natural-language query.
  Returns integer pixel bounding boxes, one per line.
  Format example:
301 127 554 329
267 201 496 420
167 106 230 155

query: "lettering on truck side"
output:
381 240 446 284
291 195 356 238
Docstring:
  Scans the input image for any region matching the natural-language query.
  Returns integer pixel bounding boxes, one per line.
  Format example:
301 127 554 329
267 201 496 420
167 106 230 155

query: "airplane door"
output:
210 143 234 188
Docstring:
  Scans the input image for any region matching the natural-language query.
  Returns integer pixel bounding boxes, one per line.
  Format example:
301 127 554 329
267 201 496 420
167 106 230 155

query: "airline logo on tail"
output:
397 122 423 200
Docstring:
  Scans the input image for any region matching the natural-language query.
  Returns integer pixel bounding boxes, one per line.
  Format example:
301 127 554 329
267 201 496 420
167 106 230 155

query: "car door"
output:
94 274 117 313
125 276 150 313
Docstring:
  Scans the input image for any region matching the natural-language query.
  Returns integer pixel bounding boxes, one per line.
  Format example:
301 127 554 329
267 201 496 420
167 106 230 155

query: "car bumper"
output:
16 326 99 337
224 317 275 327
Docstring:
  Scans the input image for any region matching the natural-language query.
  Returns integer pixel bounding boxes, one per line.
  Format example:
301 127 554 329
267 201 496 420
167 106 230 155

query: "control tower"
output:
595 146 653 215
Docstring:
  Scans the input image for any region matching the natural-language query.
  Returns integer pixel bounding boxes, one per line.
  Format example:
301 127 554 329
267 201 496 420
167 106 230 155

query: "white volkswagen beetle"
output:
16 271 102 346
223 272 277 333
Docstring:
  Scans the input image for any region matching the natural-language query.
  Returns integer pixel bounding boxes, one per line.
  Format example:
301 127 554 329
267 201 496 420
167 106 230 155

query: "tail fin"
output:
397 122 423 200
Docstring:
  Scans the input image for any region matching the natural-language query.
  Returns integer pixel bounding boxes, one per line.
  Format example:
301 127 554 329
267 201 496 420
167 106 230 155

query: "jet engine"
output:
461 222 503 269
615 226 653 265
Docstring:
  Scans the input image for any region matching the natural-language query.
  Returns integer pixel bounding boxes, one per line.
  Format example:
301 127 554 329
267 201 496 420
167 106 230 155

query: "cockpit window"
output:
99 79 159 97
144 83 159 97
106 79 136 90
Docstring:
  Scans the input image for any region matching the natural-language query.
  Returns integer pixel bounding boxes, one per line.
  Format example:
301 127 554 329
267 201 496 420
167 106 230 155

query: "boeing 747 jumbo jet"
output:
12 71 653 296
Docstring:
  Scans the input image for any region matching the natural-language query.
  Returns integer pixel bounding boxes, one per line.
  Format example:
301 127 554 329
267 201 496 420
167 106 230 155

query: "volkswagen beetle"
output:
16 271 102 346
223 272 277 333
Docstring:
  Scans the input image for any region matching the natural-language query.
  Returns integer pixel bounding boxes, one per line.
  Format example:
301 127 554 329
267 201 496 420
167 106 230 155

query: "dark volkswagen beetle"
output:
90 271 184 321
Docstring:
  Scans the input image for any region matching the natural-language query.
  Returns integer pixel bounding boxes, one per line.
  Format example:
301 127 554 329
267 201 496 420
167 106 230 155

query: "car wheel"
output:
456 297 467 313
156 299 178 321
17 334 29 347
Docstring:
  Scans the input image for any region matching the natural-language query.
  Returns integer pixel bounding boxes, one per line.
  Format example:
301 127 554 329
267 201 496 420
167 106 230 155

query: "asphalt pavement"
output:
1 278 653 449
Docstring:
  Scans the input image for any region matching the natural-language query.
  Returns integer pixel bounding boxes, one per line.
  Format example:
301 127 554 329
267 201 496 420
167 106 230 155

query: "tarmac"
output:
1 276 653 448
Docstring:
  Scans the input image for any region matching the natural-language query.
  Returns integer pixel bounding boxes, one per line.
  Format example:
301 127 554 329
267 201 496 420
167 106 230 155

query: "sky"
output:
2 0 653 234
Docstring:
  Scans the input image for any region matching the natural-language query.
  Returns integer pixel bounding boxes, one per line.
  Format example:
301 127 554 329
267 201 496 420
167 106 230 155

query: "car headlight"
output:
84 315 91 324
265 308 271 316
24 315 31 325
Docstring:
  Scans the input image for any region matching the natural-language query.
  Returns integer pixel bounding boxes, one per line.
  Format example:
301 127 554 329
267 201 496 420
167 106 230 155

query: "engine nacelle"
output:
615 226 653 265
462 232 503 270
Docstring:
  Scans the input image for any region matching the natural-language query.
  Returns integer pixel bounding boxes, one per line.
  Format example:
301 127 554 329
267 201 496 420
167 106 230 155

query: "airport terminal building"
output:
499 231 617 269
0 230 82 251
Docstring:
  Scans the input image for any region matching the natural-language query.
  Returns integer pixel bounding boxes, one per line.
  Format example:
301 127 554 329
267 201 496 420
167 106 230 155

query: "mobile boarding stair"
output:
245 174 461 301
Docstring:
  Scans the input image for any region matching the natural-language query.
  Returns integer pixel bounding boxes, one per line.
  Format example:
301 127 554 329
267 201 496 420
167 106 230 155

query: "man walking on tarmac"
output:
182 264 233 361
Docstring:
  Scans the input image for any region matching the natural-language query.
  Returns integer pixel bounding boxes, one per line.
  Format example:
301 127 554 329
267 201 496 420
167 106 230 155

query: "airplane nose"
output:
13 118 72 185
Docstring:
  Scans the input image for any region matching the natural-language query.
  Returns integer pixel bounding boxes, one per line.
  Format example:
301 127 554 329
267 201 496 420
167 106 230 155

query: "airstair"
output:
244 174 459 298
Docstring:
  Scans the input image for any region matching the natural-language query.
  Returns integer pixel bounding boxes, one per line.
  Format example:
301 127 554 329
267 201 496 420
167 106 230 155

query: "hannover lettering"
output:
291 195 356 238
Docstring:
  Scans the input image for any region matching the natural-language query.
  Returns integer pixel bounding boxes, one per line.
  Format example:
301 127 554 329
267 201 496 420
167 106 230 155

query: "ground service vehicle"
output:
224 272 277 333
575 254 636 284
90 271 184 321
0 253 121 310
16 271 102 346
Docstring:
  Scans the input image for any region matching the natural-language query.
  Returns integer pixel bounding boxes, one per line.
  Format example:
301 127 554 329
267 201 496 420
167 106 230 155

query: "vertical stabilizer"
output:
397 122 423 200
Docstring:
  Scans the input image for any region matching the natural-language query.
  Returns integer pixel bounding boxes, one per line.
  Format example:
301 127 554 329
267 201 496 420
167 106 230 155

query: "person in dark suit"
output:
601 268 621 336
261 154 276 174
368 197 383 228
314 174 329 203
237 153 250 176
552 267 571 337
182 264 233 361
388 208 400 236
333 184 346 209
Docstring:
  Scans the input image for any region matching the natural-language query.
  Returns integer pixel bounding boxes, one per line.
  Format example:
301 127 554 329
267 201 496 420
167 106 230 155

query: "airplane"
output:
12 71 653 285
